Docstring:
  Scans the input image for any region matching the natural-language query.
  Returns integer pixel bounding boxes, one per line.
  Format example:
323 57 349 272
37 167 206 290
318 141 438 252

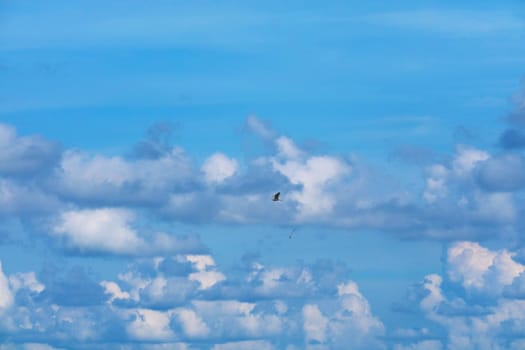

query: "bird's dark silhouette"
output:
272 192 281 201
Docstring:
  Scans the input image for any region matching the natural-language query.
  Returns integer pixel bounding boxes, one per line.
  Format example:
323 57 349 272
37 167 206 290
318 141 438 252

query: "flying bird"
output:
289 227 297 239
272 192 281 201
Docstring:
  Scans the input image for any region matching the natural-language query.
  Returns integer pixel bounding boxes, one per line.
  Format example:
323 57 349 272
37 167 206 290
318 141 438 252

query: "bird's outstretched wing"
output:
272 192 281 201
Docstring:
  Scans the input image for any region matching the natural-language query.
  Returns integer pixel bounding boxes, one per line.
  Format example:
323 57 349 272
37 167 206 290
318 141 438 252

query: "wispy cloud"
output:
366 10 525 36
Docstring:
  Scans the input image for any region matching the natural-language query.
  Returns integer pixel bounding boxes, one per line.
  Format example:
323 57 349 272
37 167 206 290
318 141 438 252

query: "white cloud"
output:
176 308 209 337
246 116 275 140
131 344 189 350
22 345 63 350
272 153 350 219
0 124 60 175
212 340 275 350
185 255 225 290
202 153 239 184
100 280 130 302
52 208 143 254
423 165 448 203
473 192 515 223
0 344 65 350
405 242 525 349
186 255 216 271
275 136 303 159
303 304 328 343
190 300 283 339
189 270 226 290
57 147 192 204
126 309 175 341
9 272 44 294
420 274 445 315
393 340 443 350
0 251 388 348
0 261 14 311
0 179 60 215
452 145 489 177
476 154 525 192
302 281 385 348
330 281 385 347
447 241 524 293
51 208 202 255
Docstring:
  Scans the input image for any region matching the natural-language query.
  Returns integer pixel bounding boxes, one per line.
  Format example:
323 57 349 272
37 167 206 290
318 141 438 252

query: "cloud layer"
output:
3 115 525 245
1 111 525 347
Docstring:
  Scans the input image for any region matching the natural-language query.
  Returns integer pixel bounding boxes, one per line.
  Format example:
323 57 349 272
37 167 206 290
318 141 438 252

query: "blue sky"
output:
1 1 525 349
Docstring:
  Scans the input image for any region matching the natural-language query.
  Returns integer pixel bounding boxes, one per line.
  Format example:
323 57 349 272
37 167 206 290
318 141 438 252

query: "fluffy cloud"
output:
186 255 226 290
2 118 525 242
447 241 524 294
0 252 372 348
55 147 193 206
476 154 525 192
0 179 61 215
271 143 350 219
126 308 175 341
451 145 489 177
303 304 328 343
201 153 239 184
51 208 203 255
175 308 209 337
211 340 275 350
53 208 143 254
0 124 60 176
0 260 47 333
0 261 14 311
396 241 525 349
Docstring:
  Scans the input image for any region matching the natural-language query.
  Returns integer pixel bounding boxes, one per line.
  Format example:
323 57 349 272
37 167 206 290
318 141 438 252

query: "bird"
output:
288 227 297 239
272 192 281 201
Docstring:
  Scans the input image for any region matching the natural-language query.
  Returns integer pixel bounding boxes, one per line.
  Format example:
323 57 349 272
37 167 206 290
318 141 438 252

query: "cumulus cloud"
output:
55 147 193 206
201 153 239 184
0 179 61 215
0 124 60 176
476 154 525 192
301 282 386 349
175 308 209 338
393 340 443 350
0 261 14 311
126 308 176 341
423 164 448 203
187 255 226 290
7 252 371 348
396 241 525 349
51 208 204 255
270 136 350 219
451 145 489 177
0 344 65 350
447 241 524 294
53 208 143 254
212 340 276 350
303 304 328 343
4 117 525 346
1 118 524 241
0 260 46 333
